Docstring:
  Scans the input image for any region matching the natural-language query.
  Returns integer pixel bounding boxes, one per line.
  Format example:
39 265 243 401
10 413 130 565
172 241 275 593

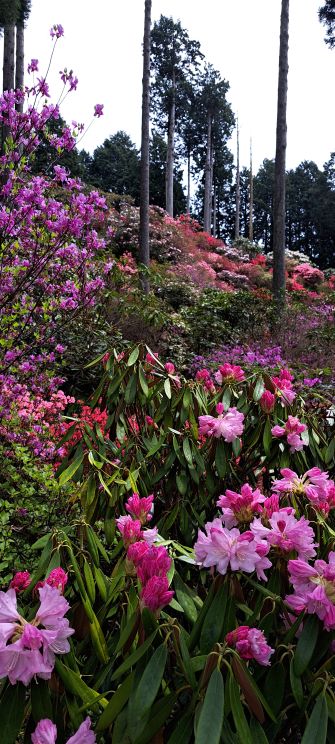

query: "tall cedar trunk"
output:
187 147 191 214
15 21 24 112
203 111 212 233
139 0 152 294
273 0 289 306
209 151 214 234
2 24 15 150
249 138 253 241
235 120 240 239
213 184 217 237
165 68 175 216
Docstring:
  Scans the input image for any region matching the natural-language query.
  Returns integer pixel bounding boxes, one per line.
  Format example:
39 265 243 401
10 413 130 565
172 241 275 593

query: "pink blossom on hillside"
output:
116 515 143 547
10 571 31 593
125 493 154 524
136 546 172 585
271 416 307 452
194 521 271 578
217 483 266 528
260 390 275 413
250 509 316 560
272 369 296 405
286 552 335 630
46 568 68 593
225 626 274 666
165 362 175 374
198 407 244 442
214 363 245 385
272 467 334 512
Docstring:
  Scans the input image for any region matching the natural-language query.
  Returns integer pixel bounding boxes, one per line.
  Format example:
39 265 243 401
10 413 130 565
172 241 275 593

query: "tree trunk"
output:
203 111 212 233
139 0 152 294
15 21 24 112
165 69 175 216
273 0 289 306
3 24 15 92
213 183 217 237
187 146 191 214
249 138 254 241
235 119 240 239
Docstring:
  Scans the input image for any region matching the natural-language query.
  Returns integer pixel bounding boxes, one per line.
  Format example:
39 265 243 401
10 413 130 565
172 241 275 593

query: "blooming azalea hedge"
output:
2 344 335 743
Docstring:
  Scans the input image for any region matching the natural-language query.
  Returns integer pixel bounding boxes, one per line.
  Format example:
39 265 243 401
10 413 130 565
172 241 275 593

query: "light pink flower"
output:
250 509 316 560
272 368 296 405
286 552 335 630
165 362 175 374
225 626 274 666
198 407 244 442
142 527 159 545
217 483 265 528
125 492 154 524
271 416 307 452
140 576 174 613
214 363 245 385
194 521 271 578
10 571 31 593
31 716 96 744
272 467 334 512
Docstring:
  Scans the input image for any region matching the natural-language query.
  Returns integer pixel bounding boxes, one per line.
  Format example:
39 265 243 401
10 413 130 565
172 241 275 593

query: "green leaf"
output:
301 694 328 744
58 453 84 485
290 657 304 709
195 668 224 744
139 364 149 396
54 659 108 709
263 417 272 456
127 346 140 366
229 672 253 744
96 673 134 731
167 711 193 744
174 573 198 624
253 376 265 401
125 374 137 404
215 439 226 478
294 615 319 677
31 679 53 722
127 644 168 741
183 438 193 467
0 683 26 744
111 630 158 681
250 718 269 744
176 471 188 496
200 582 228 654
134 693 176 744
164 378 171 399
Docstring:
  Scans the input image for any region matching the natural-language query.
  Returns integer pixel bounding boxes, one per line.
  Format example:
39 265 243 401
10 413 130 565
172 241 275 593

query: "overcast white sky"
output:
4 0 335 172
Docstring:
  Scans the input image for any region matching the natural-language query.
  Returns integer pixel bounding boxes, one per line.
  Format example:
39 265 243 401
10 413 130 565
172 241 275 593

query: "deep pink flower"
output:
260 390 275 413
165 362 175 374
225 626 274 666
272 368 296 405
217 483 265 528
46 568 68 593
136 546 171 585
125 492 154 524
198 407 244 442
214 363 245 385
116 515 143 547
31 716 96 744
250 509 316 560
127 541 149 566
10 571 31 593
140 576 173 613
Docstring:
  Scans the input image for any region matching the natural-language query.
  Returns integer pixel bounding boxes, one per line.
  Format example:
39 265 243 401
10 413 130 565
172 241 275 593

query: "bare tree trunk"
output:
213 183 217 237
3 24 15 92
235 119 240 239
249 137 253 242
187 147 191 214
203 111 212 233
165 69 175 216
139 0 152 294
273 0 289 307
15 21 24 113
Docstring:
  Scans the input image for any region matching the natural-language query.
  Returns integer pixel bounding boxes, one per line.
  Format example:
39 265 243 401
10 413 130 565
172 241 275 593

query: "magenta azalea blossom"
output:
214 363 245 385
140 575 174 613
226 626 274 665
94 103 104 117
271 415 307 452
286 552 335 631
272 368 296 405
217 483 266 528
0 584 74 685
272 467 334 512
116 515 143 546
194 521 271 579
125 492 154 524
198 407 244 442
10 571 31 593
31 716 96 744
250 509 316 560
260 390 275 413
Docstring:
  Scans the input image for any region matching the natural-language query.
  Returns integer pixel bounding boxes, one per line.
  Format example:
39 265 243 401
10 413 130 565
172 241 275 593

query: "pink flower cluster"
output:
271 416 307 452
32 716 95 744
195 368 215 394
194 519 271 580
286 552 335 630
225 626 274 666
10 568 68 595
260 390 275 413
272 468 335 515
250 509 316 560
116 493 157 548
0 583 73 685
217 484 266 529
271 369 296 405
214 363 245 385
198 405 244 442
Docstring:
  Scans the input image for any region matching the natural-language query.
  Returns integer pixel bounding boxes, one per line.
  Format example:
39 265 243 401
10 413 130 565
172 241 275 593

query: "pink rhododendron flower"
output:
217 483 266 528
10 571 31 593
165 362 175 374
140 575 174 613
272 368 296 405
271 416 307 452
194 521 271 579
286 552 335 630
272 467 334 513
136 546 172 585
142 527 159 546
46 568 68 593
250 509 316 560
195 368 215 393
260 390 275 413
214 363 245 385
127 541 150 566
125 492 154 524
94 103 104 117
198 407 244 442
0 584 74 685
31 716 96 744
50 24 64 39
225 626 274 666
116 515 142 547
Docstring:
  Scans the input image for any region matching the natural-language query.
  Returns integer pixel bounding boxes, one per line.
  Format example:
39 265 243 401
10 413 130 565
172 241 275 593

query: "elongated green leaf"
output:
183 437 193 466
290 658 303 708
167 711 193 744
294 615 319 677
0 683 26 744
139 364 149 396
195 668 224 744
229 672 253 744
127 644 168 741
164 377 171 399
58 453 84 485
134 693 176 744
31 679 53 722
115 612 138 654
111 630 158 681
174 573 198 624
54 659 108 709
215 439 226 478
250 718 269 744
301 694 328 744
96 673 134 731
200 582 227 654
127 346 140 366
253 376 265 401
